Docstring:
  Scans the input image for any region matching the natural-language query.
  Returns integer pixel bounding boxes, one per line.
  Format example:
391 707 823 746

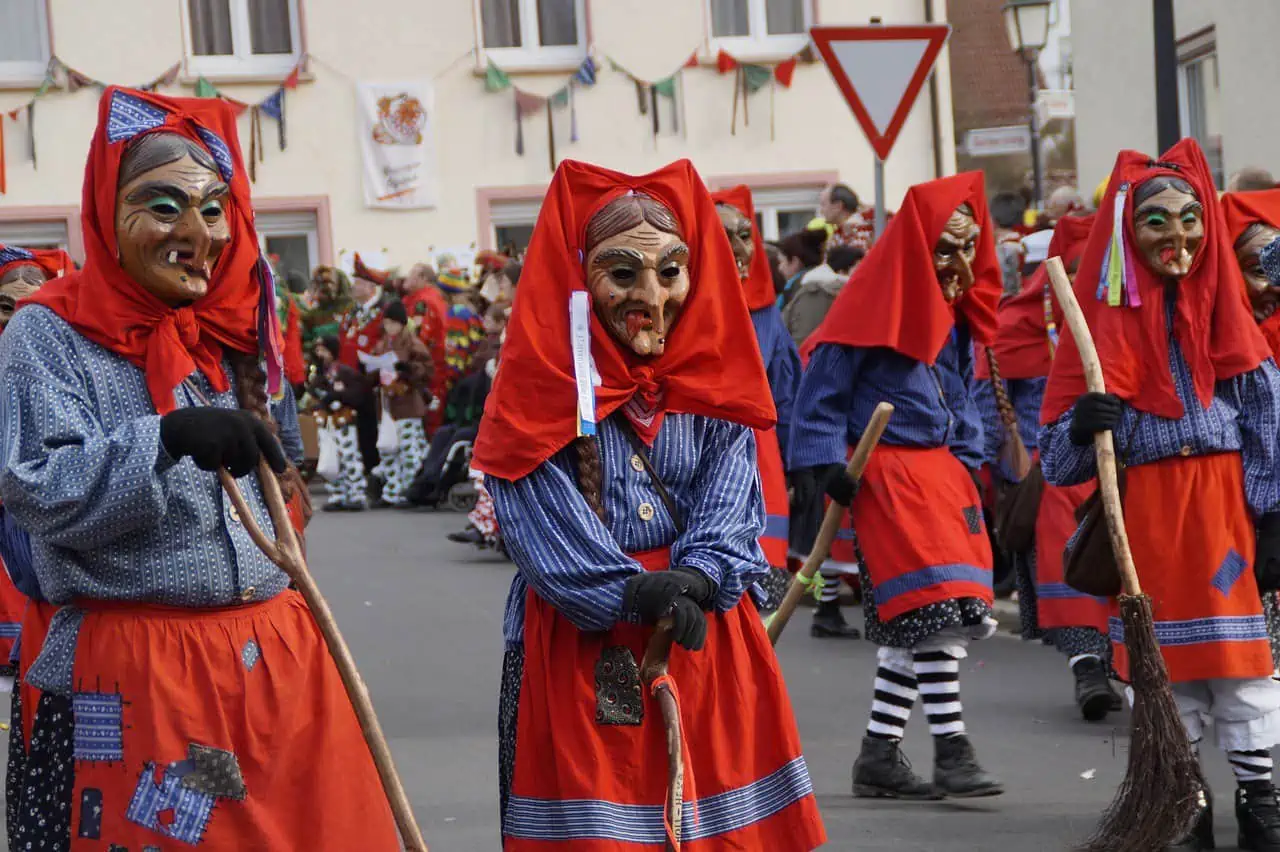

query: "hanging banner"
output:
357 80 438 209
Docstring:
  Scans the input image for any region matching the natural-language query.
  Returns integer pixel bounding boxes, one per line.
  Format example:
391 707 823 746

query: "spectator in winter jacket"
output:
782 244 862 349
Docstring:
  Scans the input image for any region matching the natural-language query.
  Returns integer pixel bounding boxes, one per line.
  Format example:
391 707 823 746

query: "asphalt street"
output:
0 507 1263 850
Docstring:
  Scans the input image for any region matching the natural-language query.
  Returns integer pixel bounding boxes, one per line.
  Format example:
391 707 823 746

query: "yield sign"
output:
810 25 951 161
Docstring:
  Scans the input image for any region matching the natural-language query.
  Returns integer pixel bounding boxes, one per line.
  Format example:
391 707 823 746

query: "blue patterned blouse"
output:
788 324 986 471
0 305 297 692
751 306 801 455
1039 302 1280 517
488 414 767 648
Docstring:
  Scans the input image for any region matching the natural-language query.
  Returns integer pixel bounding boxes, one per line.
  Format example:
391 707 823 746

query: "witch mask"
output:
115 132 230 307
584 193 690 358
1132 176 1204 279
934 203 980 303
716 203 755 281
1236 222 1280 321
0 265 45 328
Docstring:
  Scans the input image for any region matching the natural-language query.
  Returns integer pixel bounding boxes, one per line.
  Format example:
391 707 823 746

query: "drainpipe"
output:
924 0 945 177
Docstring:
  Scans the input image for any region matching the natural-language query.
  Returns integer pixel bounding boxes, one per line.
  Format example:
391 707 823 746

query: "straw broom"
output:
220 460 428 852
766 402 894 645
1045 257 1201 852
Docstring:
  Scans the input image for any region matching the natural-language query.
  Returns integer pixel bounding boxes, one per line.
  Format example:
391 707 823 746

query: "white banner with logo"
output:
357 80 438 209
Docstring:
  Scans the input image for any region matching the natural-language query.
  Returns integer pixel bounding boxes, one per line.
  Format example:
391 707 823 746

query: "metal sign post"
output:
874 158 886 237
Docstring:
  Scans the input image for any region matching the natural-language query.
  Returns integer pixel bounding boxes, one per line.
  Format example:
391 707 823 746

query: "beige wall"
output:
0 0 956 270
1072 0 1280 191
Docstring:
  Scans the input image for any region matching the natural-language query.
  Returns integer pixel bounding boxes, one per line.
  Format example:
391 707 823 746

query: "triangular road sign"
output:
810 25 951 161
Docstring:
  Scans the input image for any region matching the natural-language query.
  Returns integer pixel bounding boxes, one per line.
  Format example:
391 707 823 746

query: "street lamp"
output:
1002 0 1052 210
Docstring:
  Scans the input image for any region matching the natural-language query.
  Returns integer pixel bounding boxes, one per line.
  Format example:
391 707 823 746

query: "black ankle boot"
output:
1072 656 1119 722
1169 788 1215 850
852 736 940 800
1238 781 1280 851
932 734 1003 798
810 600 861 639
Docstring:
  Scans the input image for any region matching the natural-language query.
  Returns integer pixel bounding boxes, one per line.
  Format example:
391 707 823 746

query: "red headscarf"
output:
1041 139 1269 423
1221 189 1280 357
352 252 389 287
472 159 774 482
23 87 280 414
710 185 775 311
975 214 1095 380
0 245 73 281
800 172 1000 365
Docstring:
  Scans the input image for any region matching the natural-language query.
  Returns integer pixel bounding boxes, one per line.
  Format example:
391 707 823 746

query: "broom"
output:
1045 257 1201 851
766 402 894 645
220 460 428 852
639 617 684 851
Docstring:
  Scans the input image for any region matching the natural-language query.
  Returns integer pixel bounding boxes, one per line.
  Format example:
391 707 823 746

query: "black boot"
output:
852 736 940 800
1168 788 1215 850
1238 781 1280 851
447 527 486 546
932 734 1003 798
810 600 861 639
1072 656 1120 722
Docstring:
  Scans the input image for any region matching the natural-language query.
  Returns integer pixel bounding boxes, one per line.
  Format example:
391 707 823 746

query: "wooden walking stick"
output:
220 460 428 852
639 617 683 851
767 402 894 645
1046 257 1201 852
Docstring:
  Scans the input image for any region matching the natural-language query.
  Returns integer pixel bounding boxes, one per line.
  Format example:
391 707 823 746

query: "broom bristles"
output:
1080 594 1203 852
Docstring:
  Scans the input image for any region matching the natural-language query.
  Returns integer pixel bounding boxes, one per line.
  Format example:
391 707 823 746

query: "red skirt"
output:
1035 480 1109 632
506 549 825 850
833 446 993 621
0 560 25 667
1112 453 1272 683
754 427 789 569
63 592 398 851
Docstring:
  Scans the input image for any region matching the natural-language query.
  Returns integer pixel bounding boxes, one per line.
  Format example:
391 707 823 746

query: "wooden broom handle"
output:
219 462 429 851
1044 257 1142 597
767 402 894 645
640 617 683 850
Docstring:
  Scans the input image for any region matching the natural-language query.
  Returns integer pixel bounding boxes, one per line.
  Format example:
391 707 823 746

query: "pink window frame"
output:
0 205 83 261
253 194 334 265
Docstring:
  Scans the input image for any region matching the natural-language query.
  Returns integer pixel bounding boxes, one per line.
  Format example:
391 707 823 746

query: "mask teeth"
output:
167 250 179 264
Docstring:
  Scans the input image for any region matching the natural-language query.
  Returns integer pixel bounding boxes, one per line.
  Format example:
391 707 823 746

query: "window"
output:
0 219 70 253
184 0 302 79
488 197 542 257
256 210 319 286
747 186 822 241
709 0 810 60
478 0 586 69
0 0 51 84
1178 29 1222 188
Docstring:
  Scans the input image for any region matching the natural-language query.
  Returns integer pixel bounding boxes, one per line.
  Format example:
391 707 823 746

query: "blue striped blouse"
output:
788 324 986 471
1040 303 1280 517
487 414 767 647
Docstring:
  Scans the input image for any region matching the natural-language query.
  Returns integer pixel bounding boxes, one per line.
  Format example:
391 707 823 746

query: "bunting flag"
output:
485 55 596 164
604 49 700 140
195 56 305 159
774 56 798 88
716 46 808 135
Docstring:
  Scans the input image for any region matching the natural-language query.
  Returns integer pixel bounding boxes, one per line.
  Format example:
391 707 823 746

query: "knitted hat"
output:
437 268 471 293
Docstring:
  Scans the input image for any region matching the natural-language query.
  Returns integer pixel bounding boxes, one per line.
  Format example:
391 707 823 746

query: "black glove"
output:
1069 392 1124 446
160 408 288 478
1257 514 1280 593
622 569 716 651
788 468 816 508
820 463 857 506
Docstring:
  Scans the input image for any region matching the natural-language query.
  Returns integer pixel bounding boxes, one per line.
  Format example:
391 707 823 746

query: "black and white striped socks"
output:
1230 749 1274 784
915 650 966 738
866 664 918 741
819 569 841 604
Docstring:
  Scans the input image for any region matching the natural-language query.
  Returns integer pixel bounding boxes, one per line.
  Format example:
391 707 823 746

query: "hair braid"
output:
573 436 608 525
984 347 1019 435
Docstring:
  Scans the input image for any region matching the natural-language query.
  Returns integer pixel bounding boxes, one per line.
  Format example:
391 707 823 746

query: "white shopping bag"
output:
376 406 400 455
316 424 340 481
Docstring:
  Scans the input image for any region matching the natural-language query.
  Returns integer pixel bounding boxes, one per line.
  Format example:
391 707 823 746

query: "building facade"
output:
0 0 957 281
1072 0 1274 192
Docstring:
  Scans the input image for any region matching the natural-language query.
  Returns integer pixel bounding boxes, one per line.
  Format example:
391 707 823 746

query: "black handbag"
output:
1062 417 1140 598
994 462 1045 554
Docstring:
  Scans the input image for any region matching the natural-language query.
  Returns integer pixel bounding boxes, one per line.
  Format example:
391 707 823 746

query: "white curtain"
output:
766 0 804 35
0 0 43 62
188 0 234 56
482 0 522 48
536 0 577 47
248 0 293 55
710 0 750 37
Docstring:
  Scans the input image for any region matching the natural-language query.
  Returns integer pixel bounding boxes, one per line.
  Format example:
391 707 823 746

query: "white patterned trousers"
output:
378 419 429 506
326 424 368 509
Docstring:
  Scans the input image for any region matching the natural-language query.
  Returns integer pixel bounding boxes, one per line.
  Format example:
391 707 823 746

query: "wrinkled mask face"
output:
716 204 755 281
1237 225 1280 321
934 204 980 303
1133 183 1204 279
0 265 45 328
312 270 341 303
115 152 230 307
586 222 691 358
